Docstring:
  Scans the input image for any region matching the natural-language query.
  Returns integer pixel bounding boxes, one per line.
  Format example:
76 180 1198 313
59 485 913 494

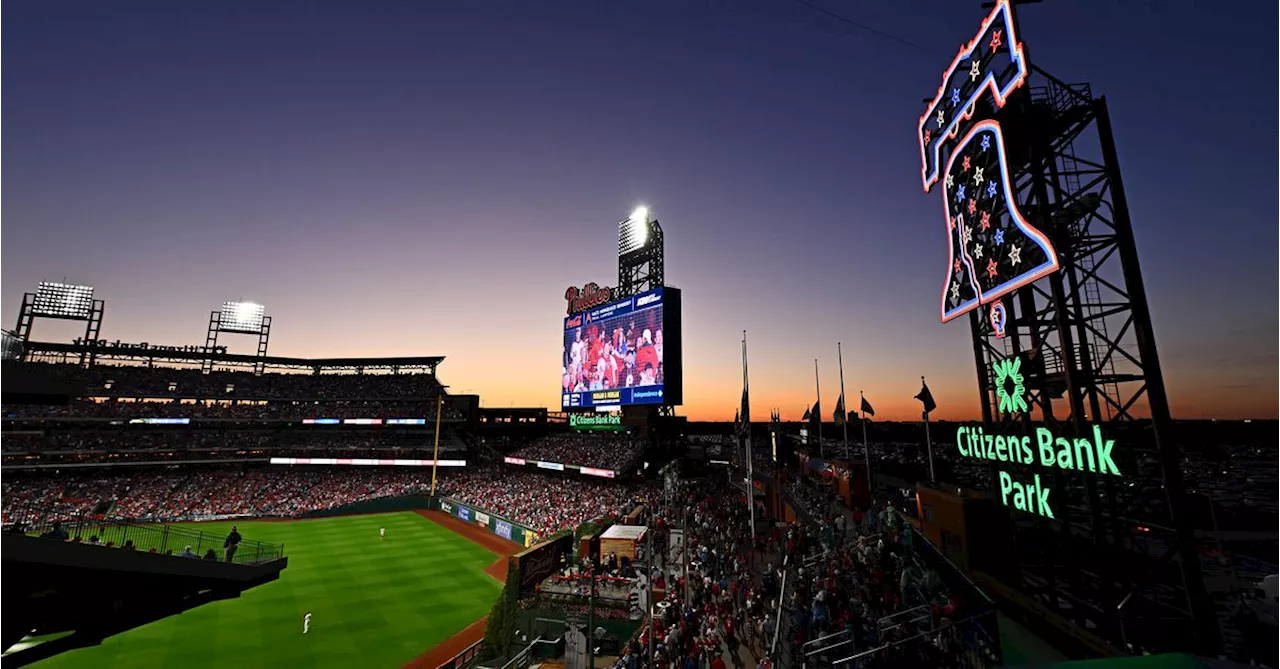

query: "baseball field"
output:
29 511 507 669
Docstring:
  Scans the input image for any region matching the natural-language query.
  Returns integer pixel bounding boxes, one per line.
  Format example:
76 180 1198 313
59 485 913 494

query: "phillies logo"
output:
565 283 613 315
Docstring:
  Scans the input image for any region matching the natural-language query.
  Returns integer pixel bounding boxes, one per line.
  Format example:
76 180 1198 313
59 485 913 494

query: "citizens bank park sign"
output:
565 283 614 315
958 355 1124 520
570 413 623 430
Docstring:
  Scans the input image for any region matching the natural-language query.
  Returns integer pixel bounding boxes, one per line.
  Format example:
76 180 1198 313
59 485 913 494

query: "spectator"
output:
181 545 197 558
203 548 218 561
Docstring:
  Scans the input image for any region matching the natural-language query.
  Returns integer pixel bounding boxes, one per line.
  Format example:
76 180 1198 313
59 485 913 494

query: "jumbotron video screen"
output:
562 286 682 408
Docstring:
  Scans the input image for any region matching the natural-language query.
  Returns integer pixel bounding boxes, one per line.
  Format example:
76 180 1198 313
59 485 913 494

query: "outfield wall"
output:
437 497 540 548
290 494 542 549
296 494 437 519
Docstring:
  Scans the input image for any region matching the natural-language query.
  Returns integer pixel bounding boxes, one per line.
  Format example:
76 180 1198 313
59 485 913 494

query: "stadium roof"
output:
21 340 443 372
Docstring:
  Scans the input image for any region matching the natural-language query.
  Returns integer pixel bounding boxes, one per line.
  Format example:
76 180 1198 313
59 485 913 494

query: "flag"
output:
860 396 875 418
915 378 937 414
809 401 820 422
801 406 811 421
736 388 750 439
833 395 845 425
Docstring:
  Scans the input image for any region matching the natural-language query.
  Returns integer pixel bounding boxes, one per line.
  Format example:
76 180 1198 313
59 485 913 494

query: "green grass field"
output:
31 512 503 669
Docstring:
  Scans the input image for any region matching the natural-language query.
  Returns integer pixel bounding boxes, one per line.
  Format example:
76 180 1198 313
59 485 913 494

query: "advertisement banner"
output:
504 456 527 465
476 511 491 526
537 461 565 471
495 520 513 540
458 506 471 522
581 467 616 479
441 500 454 514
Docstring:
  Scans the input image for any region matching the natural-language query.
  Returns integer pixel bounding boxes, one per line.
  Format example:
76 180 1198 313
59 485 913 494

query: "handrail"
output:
2 503 284 565
833 610 999 667
890 507 993 604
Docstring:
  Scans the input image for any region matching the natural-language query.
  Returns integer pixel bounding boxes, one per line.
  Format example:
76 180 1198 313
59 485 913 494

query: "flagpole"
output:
861 391 871 501
838 342 849 463
814 359 824 459
743 330 756 542
922 376 936 482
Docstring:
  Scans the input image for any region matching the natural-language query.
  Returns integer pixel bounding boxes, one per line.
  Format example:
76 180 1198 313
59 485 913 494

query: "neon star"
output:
969 60 981 82
960 224 972 246
973 243 984 260
967 198 977 215
973 166 984 184
954 259 961 273
946 173 954 189
980 135 991 152
990 29 1002 51
987 180 998 198
923 128 932 144
986 257 999 278
993 228 1004 245
1008 244 1022 266
978 211 991 230
956 184 966 202
951 88 961 107
962 155 971 171
950 281 961 302
937 109 946 128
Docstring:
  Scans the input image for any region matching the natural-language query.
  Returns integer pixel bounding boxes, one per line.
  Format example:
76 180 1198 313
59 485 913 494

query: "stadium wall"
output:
437 497 541 548
296 494 438 519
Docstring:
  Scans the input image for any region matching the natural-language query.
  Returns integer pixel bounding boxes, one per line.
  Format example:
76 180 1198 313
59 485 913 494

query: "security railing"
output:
2 503 284 565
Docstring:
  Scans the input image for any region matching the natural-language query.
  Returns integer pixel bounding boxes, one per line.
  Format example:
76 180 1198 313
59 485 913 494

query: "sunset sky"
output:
4 0 1275 422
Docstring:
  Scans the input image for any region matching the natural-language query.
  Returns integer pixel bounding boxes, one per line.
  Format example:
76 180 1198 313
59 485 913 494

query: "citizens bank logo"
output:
994 355 1027 415
636 292 661 307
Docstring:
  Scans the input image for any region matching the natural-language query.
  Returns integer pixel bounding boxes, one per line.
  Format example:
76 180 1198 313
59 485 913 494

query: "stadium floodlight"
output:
220 301 265 334
618 206 651 256
32 282 95 319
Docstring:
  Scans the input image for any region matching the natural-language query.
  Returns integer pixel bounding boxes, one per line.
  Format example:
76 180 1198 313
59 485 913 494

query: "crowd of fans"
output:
2 430 471 467
9 362 442 400
1 465 650 536
2 467 451 522
508 434 644 472
604 456 989 669
441 468 652 535
3 400 467 420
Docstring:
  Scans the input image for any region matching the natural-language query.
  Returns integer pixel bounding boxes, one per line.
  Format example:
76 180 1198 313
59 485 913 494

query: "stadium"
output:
3 2 1276 669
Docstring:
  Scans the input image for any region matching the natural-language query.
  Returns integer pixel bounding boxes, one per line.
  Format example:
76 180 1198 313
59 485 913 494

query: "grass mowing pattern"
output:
32 512 503 669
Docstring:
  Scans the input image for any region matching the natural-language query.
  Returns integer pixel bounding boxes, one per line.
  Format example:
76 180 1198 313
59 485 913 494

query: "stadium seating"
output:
506 433 644 472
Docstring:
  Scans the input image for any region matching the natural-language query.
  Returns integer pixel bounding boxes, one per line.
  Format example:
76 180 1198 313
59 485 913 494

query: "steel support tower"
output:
967 65 1219 656
203 311 272 375
13 293 105 368
616 218 664 299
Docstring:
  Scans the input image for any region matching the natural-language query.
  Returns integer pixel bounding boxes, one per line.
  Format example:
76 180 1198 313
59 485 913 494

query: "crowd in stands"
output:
1 464 649 536
605 449 989 669
8 362 441 399
441 468 651 535
3 400 467 420
2 430 470 467
2 467 448 522
508 434 643 472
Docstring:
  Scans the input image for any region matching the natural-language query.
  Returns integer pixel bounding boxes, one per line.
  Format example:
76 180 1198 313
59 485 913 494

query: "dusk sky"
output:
4 0 1275 421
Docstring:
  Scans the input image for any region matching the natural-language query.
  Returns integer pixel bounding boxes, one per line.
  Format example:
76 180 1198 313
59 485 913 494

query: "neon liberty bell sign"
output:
918 0 1059 330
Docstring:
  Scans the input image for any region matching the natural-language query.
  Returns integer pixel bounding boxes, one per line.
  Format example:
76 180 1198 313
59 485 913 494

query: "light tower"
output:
204 301 271 374
616 206 664 299
12 281 104 367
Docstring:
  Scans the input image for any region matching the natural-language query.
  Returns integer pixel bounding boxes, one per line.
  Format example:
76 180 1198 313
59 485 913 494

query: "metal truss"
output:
965 66 1220 657
616 219 664 299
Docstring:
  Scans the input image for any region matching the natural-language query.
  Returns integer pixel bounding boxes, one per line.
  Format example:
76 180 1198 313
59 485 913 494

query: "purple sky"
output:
4 0 1275 421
